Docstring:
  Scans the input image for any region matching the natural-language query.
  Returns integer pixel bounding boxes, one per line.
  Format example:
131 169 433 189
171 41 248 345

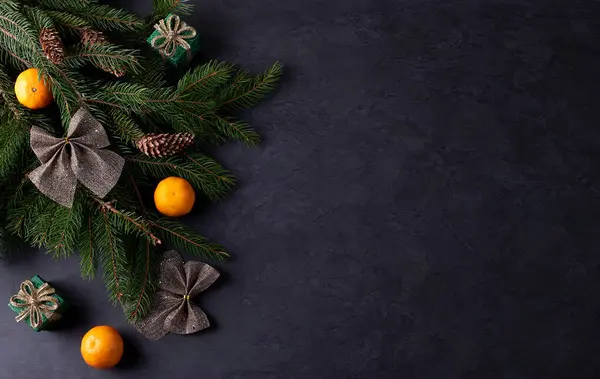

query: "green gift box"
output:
147 13 200 67
8 275 67 332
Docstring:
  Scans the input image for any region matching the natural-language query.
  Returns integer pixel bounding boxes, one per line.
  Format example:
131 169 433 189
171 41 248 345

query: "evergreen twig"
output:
94 198 162 246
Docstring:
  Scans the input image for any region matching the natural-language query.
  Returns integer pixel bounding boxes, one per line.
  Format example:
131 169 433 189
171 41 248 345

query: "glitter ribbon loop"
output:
28 107 125 208
136 250 219 341
9 280 59 329
150 14 197 58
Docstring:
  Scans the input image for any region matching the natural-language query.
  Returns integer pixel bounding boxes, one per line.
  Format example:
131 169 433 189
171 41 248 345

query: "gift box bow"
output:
9 280 59 329
150 14 197 58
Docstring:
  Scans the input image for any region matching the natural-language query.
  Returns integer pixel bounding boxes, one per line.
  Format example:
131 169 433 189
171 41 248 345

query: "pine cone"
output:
78 27 124 77
136 133 195 158
79 27 107 46
40 28 64 65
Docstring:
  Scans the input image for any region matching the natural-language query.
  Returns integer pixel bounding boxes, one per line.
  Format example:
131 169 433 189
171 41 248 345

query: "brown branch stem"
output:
94 197 162 245
149 221 229 258
85 98 125 109
129 174 147 215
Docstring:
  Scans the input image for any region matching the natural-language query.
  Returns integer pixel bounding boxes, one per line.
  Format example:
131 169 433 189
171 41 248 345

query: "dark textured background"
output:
2 0 600 378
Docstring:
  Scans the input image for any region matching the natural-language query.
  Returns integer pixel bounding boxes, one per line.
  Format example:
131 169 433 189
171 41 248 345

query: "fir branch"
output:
218 62 283 109
0 6 45 65
44 11 89 29
107 108 145 145
0 117 29 179
68 43 141 76
129 174 147 215
42 1 142 32
16 193 56 248
37 0 91 10
0 62 23 118
3 179 34 236
76 5 143 32
183 151 236 185
78 213 96 279
89 82 154 113
96 207 128 303
177 60 233 98
23 6 55 32
131 54 167 88
149 217 230 260
124 239 155 322
90 204 133 303
46 67 82 128
45 196 84 258
0 46 30 68
209 115 260 146
94 198 162 246
0 0 19 11
91 82 214 117
0 9 38 43
0 24 39 64
170 109 259 146
1 173 31 211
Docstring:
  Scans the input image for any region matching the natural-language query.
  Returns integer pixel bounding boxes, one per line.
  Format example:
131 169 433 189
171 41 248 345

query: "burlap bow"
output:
9 280 59 329
28 107 125 208
150 14 197 58
136 250 219 341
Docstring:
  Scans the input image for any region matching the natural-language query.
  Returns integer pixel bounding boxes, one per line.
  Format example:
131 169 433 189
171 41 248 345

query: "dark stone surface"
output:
2 0 600 378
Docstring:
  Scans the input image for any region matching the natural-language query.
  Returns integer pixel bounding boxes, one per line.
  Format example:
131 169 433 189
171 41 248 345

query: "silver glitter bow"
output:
28 107 125 208
9 280 59 329
136 250 219 341
150 14 197 58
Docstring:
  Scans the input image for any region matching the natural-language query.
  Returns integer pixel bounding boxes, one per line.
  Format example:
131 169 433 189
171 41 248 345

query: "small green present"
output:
147 13 200 67
8 275 67 332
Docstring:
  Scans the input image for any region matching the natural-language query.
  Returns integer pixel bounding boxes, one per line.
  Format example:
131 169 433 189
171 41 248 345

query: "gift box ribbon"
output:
9 280 59 329
150 14 197 58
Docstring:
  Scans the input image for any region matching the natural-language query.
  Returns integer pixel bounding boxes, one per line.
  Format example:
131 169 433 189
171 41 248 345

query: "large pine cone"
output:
40 28 64 65
136 133 195 158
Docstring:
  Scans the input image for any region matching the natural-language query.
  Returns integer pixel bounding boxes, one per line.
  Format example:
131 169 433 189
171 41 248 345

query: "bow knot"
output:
9 280 59 330
150 14 197 58
28 107 125 208
136 251 219 341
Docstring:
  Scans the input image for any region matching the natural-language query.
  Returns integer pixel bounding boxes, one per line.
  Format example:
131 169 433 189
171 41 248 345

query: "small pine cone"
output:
136 133 195 158
40 28 64 65
78 27 125 77
79 27 107 46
